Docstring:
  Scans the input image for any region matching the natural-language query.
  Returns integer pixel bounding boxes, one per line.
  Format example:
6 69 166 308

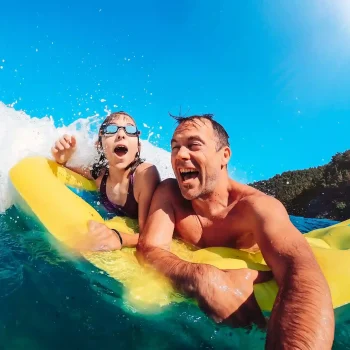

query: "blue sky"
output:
1 0 350 182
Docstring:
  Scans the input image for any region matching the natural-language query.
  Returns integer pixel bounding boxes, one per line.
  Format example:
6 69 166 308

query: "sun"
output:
332 0 350 34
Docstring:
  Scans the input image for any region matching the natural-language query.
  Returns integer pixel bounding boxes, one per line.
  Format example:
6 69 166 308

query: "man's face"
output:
171 119 228 200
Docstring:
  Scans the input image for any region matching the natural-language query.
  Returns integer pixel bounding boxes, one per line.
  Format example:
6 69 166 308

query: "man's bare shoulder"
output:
154 178 183 200
232 180 265 197
238 187 288 221
150 178 192 216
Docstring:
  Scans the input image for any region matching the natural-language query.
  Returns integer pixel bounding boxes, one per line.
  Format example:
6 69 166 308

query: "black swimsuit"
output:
99 169 138 219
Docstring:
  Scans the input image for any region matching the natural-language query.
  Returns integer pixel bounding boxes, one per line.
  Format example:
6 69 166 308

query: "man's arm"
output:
248 195 334 349
136 179 203 295
133 163 161 233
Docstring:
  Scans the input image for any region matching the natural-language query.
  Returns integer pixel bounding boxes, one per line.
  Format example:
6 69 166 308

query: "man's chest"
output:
174 211 258 251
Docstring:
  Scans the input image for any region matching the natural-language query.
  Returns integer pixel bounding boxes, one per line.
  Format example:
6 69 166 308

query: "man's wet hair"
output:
171 113 230 151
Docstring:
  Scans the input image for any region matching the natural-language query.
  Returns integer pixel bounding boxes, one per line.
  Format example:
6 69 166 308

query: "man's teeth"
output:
179 168 197 173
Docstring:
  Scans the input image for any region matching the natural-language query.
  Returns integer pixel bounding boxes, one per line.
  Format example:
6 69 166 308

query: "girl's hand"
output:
51 134 77 165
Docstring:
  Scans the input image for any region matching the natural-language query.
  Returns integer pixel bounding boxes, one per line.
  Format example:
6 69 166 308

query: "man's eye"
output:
190 143 201 149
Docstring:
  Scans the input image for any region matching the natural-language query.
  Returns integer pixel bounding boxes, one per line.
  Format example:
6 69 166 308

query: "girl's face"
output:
100 114 140 170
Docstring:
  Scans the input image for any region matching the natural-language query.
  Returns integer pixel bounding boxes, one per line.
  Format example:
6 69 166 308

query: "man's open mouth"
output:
114 145 128 157
179 168 200 182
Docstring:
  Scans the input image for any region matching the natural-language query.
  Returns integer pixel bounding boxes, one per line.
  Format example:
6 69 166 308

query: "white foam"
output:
0 102 174 213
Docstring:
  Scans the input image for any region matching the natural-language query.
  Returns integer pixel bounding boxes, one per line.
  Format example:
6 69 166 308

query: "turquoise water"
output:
1 207 349 349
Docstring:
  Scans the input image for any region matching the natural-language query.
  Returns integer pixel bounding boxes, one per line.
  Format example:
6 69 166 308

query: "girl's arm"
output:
51 134 93 180
73 163 161 252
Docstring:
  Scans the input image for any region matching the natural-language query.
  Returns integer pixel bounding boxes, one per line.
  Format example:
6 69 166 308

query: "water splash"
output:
0 102 174 213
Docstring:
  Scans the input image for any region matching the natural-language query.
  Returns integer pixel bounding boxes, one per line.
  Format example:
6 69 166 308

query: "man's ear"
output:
221 146 231 167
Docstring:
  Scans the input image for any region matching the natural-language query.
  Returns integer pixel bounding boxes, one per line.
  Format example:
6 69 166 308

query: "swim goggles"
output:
101 124 140 136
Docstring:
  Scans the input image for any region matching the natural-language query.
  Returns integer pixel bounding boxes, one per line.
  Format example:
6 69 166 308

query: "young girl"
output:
51 111 160 251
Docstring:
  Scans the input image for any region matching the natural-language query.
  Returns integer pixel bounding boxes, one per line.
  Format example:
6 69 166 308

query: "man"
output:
136 114 334 349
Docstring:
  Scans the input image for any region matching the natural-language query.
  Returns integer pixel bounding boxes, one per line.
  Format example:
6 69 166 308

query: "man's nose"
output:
177 146 190 160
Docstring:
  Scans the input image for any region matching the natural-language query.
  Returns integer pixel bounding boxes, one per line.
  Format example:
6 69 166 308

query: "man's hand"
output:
51 134 77 165
77 221 122 252
195 265 272 328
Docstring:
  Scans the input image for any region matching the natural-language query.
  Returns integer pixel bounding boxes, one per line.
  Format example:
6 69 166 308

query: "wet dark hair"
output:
171 113 230 151
90 111 144 180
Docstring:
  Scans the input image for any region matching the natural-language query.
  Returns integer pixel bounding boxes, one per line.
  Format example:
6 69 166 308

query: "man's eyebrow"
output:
188 135 205 143
171 135 206 144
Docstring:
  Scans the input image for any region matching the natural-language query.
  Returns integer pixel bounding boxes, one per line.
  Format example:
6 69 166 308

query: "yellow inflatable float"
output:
9 156 350 313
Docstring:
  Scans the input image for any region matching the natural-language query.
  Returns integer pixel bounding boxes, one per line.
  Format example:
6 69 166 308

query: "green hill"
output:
250 150 350 221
